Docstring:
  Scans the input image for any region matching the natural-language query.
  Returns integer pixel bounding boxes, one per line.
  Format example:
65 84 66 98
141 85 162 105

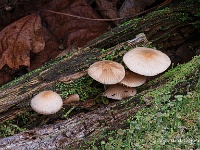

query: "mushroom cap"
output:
31 91 63 115
119 70 147 87
88 60 125 84
103 84 137 100
123 47 171 76
63 94 80 104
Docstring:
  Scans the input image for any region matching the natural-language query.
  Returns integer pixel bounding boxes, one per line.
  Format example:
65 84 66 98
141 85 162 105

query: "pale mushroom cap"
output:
120 70 147 87
103 84 137 100
31 91 63 115
88 60 125 84
123 47 171 76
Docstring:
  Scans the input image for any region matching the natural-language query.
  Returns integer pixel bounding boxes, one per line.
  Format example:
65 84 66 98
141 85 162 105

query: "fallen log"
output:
0 0 199 115
0 55 199 149
0 32 147 115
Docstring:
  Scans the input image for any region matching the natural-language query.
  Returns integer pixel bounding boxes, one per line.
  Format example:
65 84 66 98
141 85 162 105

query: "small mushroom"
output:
31 90 63 115
88 60 125 84
103 84 137 100
123 47 171 76
63 94 80 105
119 70 147 87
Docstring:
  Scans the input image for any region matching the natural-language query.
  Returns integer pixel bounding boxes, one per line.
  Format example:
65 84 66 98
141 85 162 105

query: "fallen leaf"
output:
119 0 156 17
0 0 111 85
0 0 37 31
29 27 61 71
40 0 110 48
95 0 120 26
0 13 45 69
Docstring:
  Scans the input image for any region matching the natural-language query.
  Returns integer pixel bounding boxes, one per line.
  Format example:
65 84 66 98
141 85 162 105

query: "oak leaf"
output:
0 13 45 69
95 0 120 26
40 0 110 48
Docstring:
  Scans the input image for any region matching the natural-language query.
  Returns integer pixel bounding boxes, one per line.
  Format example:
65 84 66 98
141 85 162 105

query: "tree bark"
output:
0 0 199 149
0 55 199 149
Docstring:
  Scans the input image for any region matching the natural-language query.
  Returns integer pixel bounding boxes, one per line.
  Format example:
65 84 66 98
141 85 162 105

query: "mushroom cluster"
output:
30 47 171 114
87 47 171 100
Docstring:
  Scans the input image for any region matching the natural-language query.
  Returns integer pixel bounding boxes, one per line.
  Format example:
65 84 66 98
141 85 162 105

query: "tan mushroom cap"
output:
63 94 80 105
31 90 63 115
123 47 171 76
120 70 147 87
103 84 137 100
88 60 125 84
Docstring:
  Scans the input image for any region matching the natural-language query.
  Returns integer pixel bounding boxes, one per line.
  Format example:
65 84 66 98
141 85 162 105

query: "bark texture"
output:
0 55 199 149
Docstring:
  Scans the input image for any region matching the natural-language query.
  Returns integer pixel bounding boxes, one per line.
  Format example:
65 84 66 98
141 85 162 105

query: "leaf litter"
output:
0 0 169 85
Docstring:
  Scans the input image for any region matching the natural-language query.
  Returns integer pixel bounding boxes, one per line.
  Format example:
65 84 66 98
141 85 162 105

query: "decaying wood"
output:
0 33 148 116
0 0 199 115
0 55 199 149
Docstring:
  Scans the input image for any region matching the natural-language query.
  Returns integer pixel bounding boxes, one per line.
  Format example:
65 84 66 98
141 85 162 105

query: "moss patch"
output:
78 55 200 150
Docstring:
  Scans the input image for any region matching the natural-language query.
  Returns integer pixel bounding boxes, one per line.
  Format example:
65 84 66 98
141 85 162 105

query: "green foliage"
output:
55 76 103 101
176 13 189 21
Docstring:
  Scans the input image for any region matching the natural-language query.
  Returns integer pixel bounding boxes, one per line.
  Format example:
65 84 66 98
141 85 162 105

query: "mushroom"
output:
31 90 63 115
63 94 80 105
103 84 137 100
123 47 171 76
119 70 147 87
88 60 125 84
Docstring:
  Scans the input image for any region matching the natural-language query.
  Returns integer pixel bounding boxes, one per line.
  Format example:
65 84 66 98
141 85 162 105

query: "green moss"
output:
0 122 26 137
79 56 200 150
176 13 190 21
98 89 199 149
55 76 103 101
0 111 35 137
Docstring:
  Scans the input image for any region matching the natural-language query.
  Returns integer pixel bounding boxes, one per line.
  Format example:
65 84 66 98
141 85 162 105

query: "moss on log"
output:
0 54 199 149
0 0 199 114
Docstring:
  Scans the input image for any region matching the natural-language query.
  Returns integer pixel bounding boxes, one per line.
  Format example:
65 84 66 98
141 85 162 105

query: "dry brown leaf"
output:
95 0 120 26
40 0 110 48
0 13 45 69
0 0 111 85
119 0 156 17
29 27 61 71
